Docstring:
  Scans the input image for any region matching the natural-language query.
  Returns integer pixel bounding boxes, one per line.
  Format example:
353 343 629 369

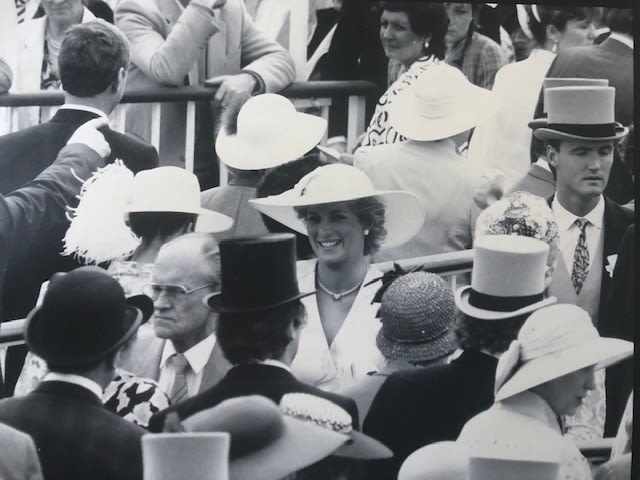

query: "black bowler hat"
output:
26 266 153 370
205 234 315 313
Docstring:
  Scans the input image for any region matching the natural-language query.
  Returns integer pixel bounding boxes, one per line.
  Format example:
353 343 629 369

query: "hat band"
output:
382 322 452 344
468 290 544 313
545 123 617 137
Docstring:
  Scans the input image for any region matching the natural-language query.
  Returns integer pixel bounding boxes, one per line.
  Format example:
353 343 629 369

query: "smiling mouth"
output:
318 240 341 248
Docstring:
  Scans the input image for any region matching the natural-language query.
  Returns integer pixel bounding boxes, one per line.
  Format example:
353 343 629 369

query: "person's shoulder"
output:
0 421 33 444
604 196 634 222
473 31 504 53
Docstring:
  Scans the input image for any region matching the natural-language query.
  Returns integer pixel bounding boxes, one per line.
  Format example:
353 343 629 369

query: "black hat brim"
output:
25 304 144 369
204 290 316 313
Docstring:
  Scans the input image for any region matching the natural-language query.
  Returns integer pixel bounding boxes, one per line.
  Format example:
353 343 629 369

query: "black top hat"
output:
26 266 153 370
205 234 315 313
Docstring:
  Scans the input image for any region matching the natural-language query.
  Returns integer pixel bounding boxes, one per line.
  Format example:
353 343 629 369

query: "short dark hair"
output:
217 301 306 364
454 312 528 356
128 212 196 240
606 8 632 35
59 20 130 97
296 196 388 256
49 349 119 374
528 6 598 46
256 153 327 260
379 1 449 60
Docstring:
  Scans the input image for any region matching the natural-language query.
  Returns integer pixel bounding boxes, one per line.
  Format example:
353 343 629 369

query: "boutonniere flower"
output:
605 254 618 278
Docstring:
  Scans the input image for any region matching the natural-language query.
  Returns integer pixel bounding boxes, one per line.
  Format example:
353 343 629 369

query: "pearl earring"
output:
552 41 558 53
364 229 370 236
424 40 430 50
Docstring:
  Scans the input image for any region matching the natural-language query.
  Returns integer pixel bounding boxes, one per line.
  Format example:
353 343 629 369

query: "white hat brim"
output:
495 337 633 401
389 82 498 141
126 207 233 233
455 285 557 321
216 113 327 170
533 124 628 142
250 189 425 248
230 416 347 480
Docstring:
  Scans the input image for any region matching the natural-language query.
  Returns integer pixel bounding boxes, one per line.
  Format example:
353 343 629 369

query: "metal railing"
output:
0 81 376 183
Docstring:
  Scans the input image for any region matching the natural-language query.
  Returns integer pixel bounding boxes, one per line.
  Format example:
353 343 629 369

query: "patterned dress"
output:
360 57 438 148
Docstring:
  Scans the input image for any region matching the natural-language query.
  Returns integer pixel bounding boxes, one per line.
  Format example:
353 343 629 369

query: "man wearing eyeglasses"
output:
119 232 231 402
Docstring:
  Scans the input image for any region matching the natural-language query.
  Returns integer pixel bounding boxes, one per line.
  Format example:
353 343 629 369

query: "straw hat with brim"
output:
205 234 315 313
249 164 425 248
530 86 628 142
280 393 392 460
216 93 327 170
376 272 459 363
125 166 233 233
26 267 153 369
494 304 634 402
455 235 556 320
183 395 348 480
388 63 498 142
398 441 469 480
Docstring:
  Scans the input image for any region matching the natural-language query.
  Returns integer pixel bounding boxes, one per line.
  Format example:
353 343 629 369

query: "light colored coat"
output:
5 8 96 133
0 423 42 480
355 139 482 262
115 0 295 166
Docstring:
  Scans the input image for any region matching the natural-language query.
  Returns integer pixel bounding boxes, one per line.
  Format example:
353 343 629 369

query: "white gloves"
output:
66 118 111 158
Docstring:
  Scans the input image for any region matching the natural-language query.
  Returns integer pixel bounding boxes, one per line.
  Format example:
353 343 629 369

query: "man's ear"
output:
546 144 559 170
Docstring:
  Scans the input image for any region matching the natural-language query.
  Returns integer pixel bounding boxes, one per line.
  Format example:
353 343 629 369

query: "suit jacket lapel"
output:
199 342 231 392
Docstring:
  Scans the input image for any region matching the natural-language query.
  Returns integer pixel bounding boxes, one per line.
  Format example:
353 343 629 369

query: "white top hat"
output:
532 86 628 141
142 432 230 480
249 163 425 247
398 441 469 480
125 167 233 233
455 235 557 320
541 78 609 113
494 304 633 401
215 94 327 170
389 63 498 142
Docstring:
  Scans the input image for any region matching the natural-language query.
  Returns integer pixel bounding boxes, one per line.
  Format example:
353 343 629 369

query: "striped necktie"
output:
168 353 190 404
570 218 590 294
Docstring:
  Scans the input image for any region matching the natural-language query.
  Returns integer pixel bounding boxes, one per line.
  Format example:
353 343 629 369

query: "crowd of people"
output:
0 1 635 479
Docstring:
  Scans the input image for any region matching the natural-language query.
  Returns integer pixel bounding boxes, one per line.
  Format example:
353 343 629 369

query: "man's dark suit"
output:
362 350 498 480
0 108 158 195
531 36 634 204
0 381 145 480
549 195 633 435
148 364 360 432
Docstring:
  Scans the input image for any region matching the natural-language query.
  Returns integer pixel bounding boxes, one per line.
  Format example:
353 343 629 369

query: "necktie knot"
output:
169 353 190 374
574 218 589 231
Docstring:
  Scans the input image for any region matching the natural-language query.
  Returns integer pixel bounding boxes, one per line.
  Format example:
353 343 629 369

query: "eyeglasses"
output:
143 283 217 302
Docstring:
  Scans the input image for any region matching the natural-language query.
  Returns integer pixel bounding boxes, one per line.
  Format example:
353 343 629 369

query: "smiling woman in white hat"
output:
250 163 424 392
459 303 633 480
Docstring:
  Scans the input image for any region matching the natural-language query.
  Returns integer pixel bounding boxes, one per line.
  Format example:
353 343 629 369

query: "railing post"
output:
185 101 196 173
150 103 162 152
347 95 366 152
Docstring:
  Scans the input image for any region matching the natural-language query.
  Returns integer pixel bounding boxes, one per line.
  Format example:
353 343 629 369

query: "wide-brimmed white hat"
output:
398 441 469 480
389 63 498 142
249 164 425 247
215 94 327 170
456 235 557 320
531 86 628 142
494 304 633 401
125 166 233 233
183 395 347 480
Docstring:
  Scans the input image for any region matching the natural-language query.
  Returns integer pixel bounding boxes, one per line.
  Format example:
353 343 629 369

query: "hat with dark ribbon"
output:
205 234 314 313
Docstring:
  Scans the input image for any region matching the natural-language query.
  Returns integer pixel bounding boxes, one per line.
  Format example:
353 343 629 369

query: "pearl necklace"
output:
317 277 364 301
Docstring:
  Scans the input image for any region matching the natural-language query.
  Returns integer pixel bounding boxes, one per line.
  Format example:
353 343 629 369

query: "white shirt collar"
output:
552 195 604 232
44 372 103 399
161 333 217 375
608 33 633 50
60 104 110 122
260 359 292 372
